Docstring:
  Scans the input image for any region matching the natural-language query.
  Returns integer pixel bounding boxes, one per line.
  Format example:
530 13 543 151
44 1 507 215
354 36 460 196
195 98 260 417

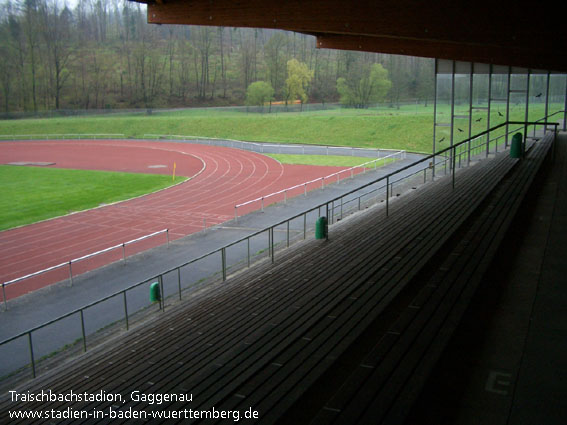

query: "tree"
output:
0 39 15 112
285 58 313 110
337 63 391 108
0 5 435 113
264 32 287 98
245 81 274 112
195 26 213 99
23 0 40 112
38 0 73 109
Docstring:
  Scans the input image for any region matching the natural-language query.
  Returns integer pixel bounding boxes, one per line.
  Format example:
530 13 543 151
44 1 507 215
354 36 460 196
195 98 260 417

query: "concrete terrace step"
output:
307 135 554 425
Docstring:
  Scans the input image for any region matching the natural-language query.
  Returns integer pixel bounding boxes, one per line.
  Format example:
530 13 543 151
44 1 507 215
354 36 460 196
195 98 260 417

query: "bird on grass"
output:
475 117 482 122
535 93 543 98
438 137 445 143
457 128 464 132
498 111 504 117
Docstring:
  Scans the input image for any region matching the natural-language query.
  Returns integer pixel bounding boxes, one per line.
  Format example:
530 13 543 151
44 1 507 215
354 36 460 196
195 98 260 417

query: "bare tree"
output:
218 26 227 98
23 0 40 111
37 0 72 109
264 32 287 99
0 3 436 112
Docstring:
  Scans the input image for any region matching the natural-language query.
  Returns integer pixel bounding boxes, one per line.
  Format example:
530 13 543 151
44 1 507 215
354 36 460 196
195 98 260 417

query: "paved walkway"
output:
406 132 567 424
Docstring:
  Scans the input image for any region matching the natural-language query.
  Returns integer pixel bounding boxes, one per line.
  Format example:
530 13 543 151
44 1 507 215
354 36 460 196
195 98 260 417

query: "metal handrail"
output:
0 117 561 381
234 150 405 218
1 229 169 309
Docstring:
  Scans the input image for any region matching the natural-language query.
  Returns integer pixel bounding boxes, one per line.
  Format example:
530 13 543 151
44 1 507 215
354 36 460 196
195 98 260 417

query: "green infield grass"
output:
0 166 186 231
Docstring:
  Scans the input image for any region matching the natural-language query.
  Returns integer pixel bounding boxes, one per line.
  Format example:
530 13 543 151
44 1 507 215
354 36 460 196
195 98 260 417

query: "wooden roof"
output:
131 0 567 72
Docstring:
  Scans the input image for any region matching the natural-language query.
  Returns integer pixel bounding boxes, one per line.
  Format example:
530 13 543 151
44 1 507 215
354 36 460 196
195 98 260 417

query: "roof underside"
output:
131 0 567 72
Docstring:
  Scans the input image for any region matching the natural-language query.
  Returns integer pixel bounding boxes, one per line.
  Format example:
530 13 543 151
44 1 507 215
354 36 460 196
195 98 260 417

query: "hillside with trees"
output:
0 0 434 114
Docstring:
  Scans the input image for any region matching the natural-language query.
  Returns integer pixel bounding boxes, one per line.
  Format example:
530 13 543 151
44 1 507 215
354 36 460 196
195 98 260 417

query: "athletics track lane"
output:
0 139 355 300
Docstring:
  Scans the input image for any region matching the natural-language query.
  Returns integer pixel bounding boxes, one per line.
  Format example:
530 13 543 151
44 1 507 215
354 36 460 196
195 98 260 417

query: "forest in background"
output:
0 0 435 114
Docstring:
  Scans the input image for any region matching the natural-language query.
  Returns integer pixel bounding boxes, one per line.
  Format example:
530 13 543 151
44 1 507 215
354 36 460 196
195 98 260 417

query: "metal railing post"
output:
386 176 390 217
221 248 227 281
247 238 251 267
452 146 457 189
2 283 6 311
158 275 165 311
69 261 73 286
287 221 290 247
325 203 329 241
270 227 275 263
331 201 334 224
28 332 36 378
304 214 307 239
177 268 182 300
235 206 238 221
123 291 129 330
166 229 170 247
80 309 87 352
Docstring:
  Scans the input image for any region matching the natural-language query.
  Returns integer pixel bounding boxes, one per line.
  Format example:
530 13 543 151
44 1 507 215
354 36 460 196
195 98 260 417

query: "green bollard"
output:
315 216 328 239
150 281 161 303
510 132 523 158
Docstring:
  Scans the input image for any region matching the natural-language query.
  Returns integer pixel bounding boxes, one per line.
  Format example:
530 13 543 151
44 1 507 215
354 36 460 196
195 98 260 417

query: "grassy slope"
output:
266 154 391 168
0 166 186 231
0 103 555 155
0 105 436 152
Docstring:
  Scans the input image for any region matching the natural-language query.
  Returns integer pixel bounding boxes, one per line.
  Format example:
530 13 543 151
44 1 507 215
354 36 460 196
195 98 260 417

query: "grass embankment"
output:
0 103 556 154
0 166 186 231
0 105 436 152
266 154 394 168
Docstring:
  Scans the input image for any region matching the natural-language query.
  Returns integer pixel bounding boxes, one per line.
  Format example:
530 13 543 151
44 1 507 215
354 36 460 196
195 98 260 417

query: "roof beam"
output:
136 0 567 72
314 34 566 72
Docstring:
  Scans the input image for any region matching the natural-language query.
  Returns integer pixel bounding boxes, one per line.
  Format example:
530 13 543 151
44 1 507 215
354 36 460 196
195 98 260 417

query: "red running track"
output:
0 139 354 300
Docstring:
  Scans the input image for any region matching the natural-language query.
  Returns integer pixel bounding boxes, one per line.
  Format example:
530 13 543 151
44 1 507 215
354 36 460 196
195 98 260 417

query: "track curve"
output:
0 139 349 299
